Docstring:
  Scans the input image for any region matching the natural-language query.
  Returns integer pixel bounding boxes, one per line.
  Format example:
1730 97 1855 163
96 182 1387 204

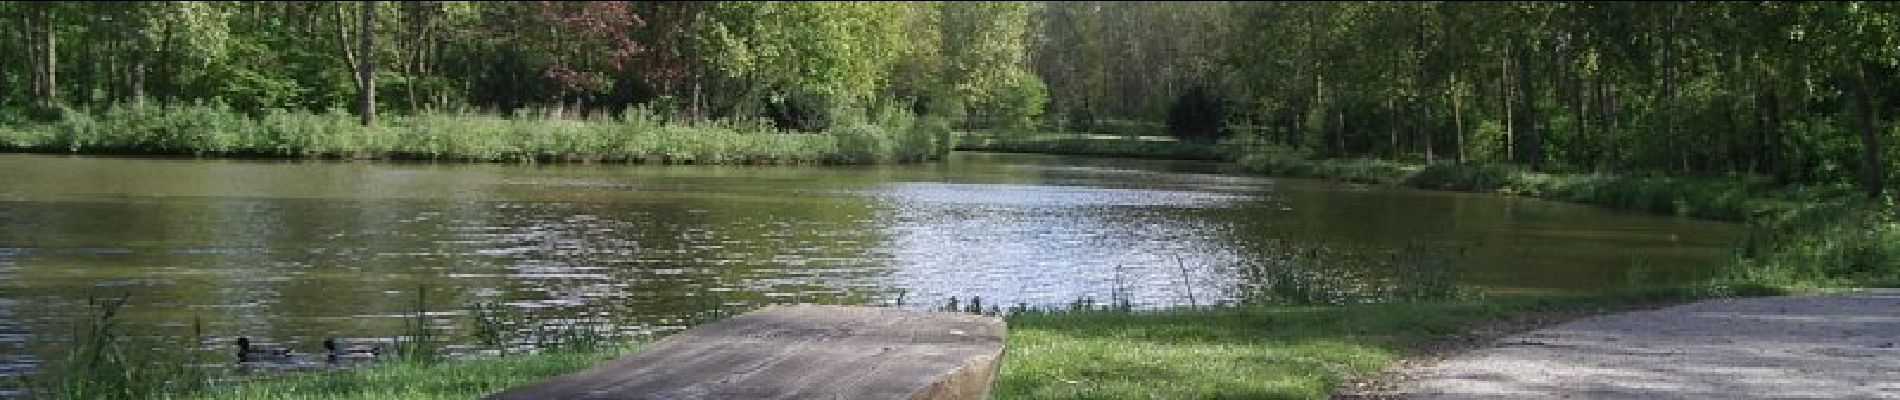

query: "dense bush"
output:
1723 198 1900 287
1167 86 1232 141
1063 109 1097 133
988 69 1050 131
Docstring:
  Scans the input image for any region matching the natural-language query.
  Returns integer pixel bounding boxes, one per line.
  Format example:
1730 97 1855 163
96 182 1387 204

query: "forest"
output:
0 1 1892 196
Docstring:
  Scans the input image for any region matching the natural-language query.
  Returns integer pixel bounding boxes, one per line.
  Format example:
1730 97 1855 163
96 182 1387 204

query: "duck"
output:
235 337 295 363
324 338 383 364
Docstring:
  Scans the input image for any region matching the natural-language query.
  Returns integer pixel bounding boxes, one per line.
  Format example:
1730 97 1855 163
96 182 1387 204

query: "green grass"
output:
994 285 1782 399
180 346 638 400
0 104 953 165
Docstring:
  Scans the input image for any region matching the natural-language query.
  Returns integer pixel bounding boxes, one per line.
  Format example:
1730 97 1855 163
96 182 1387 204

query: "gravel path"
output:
1401 290 1900 399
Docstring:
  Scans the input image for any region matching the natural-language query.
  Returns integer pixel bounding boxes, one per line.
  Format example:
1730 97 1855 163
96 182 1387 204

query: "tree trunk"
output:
1755 85 1770 181
44 6 57 107
78 31 93 107
1662 9 1682 172
1595 73 1611 170
28 4 59 108
1514 42 1541 172
154 16 175 103
1331 80 1345 156
1853 63 1886 198
358 0 376 126
1388 98 1400 159
23 10 39 106
104 33 118 105
1452 77 1465 164
1569 57 1587 166
130 29 147 108
1503 51 1514 163
1414 12 1431 164
1420 102 1434 164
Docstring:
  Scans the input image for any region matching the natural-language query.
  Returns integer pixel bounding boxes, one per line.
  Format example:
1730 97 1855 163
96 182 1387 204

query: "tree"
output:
22 1 59 108
939 1 1035 126
694 2 912 124
336 1 376 126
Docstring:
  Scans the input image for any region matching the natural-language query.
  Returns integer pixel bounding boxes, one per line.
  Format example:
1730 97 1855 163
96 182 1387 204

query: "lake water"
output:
0 151 1739 388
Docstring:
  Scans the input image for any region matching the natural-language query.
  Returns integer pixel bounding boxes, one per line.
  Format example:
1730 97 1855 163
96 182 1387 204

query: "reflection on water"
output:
874 182 1249 309
0 248 27 398
0 152 1740 387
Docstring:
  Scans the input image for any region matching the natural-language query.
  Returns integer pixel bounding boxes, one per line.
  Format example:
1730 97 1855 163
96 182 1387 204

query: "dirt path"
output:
1394 289 1900 399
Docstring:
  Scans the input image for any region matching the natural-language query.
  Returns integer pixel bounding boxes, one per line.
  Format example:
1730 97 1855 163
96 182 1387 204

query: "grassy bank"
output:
0 104 953 165
961 131 1862 221
178 346 637 400
995 284 1780 399
956 131 1226 160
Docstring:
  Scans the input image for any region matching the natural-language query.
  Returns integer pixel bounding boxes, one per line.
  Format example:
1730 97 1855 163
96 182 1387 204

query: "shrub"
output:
988 69 1049 132
1406 163 1523 192
763 88 831 133
0 103 946 165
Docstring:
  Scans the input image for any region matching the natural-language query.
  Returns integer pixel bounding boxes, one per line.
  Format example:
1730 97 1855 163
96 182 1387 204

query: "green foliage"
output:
695 2 922 119
1723 197 1900 286
0 104 947 165
33 296 214 400
762 87 832 133
938 1 1035 119
1407 162 1521 192
986 68 1049 131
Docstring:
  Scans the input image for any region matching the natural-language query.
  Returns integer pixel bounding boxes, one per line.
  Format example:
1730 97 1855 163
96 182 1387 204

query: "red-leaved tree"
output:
534 1 645 102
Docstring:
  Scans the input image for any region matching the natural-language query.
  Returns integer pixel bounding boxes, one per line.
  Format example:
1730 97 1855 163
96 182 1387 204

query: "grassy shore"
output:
0 104 953 165
178 346 637 400
954 131 1226 160
994 285 1781 399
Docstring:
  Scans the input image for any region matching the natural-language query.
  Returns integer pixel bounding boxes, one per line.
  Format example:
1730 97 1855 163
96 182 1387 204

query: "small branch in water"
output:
1174 254 1198 309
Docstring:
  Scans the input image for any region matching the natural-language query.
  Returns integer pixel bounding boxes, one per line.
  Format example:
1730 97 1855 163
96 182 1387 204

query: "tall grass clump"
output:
27 295 214 400
185 287 642 400
0 104 949 165
1230 241 1477 307
12 285 654 400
